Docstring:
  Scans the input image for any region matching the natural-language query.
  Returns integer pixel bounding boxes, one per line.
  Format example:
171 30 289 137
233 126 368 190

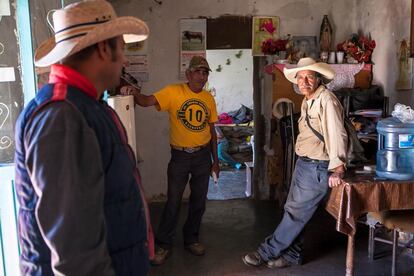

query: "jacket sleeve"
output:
320 96 348 171
24 102 115 276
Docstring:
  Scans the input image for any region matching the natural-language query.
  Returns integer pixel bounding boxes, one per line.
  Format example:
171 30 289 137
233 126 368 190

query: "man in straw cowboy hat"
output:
243 57 347 269
14 1 153 275
121 56 219 265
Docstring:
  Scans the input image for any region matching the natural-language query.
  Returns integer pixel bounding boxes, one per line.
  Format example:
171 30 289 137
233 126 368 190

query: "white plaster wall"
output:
206 49 253 114
355 0 413 110
113 0 357 199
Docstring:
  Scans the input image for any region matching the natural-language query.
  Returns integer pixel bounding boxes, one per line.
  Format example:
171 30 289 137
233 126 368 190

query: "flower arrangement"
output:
336 33 376 63
261 38 288 56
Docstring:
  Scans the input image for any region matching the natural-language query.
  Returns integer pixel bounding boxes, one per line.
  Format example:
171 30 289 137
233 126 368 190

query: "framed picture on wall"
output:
179 18 207 79
292 36 318 61
252 16 280 56
396 39 412 90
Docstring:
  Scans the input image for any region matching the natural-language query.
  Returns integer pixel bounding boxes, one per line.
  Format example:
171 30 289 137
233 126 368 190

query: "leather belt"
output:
171 143 209 153
299 156 329 164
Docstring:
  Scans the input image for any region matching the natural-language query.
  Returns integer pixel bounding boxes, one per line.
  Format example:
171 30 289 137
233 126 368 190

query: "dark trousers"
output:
156 146 212 249
257 157 329 263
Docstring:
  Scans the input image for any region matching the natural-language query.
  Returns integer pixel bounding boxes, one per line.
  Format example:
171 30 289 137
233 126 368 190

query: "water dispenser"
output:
376 117 414 180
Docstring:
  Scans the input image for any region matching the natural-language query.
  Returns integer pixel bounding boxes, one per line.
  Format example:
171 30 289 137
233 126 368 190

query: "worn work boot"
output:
185 242 206 256
266 256 292 269
242 251 264 267
150 247 171 266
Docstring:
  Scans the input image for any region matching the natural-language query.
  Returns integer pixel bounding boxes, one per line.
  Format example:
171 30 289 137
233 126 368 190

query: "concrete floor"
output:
149 199 414 276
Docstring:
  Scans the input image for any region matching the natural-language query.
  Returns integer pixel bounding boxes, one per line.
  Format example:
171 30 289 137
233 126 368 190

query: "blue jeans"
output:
156 146 212 249
257 157 329 263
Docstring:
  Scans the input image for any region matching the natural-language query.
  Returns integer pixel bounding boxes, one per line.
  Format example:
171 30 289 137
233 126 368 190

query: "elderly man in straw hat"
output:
243 57 347 269
14 1 153 275
121 56 219 265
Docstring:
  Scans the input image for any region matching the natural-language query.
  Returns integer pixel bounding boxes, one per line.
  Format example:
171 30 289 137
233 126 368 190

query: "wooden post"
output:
392 229 398 276
252 56 265 199
346 235 355 276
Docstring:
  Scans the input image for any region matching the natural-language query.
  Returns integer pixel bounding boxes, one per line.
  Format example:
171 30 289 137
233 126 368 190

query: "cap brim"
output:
35 16 149 67
194 66 212 72
283 62 335 84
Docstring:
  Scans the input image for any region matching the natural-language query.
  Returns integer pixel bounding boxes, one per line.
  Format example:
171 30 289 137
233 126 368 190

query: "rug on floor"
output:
207 169 247 200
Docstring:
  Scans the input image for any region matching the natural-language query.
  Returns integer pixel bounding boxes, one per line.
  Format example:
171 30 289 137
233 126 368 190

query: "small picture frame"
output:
293 36 318 61
251 16 280 56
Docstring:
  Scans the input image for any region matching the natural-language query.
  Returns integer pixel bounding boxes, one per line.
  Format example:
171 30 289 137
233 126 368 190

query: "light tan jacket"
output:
295 86 348 171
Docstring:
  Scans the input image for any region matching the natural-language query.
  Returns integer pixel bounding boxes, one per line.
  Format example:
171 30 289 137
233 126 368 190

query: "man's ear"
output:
184 69 190 80
96 40 110 60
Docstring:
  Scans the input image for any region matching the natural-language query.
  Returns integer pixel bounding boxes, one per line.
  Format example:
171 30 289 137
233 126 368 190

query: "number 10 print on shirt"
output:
177 99 210 131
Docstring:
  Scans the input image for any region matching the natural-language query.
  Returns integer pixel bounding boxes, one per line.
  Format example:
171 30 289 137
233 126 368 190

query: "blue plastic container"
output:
376 117 414 180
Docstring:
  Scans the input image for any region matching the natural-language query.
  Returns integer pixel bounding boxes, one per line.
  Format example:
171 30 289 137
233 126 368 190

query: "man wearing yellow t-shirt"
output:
125 56 219 265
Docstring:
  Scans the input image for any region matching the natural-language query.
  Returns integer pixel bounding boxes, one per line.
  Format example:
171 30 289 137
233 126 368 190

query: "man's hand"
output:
328 165 345 188
119 86 157 107
120 85 140 97
211 161 220 179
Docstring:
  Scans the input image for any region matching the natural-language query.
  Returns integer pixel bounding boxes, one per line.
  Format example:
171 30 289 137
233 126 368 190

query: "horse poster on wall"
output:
179 18 206 79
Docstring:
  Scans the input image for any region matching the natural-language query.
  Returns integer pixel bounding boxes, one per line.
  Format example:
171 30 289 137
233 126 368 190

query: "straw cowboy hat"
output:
34 0 149 67
283 57 335 84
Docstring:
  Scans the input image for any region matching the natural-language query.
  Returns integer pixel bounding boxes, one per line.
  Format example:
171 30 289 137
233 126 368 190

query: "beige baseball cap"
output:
188 56 211 71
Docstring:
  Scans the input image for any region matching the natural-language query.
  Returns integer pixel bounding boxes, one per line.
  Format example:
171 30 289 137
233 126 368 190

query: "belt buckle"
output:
302 156 313 162
184 147 197 153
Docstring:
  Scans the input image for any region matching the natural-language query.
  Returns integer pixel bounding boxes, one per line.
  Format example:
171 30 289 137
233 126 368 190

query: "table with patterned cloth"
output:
325 173 414 276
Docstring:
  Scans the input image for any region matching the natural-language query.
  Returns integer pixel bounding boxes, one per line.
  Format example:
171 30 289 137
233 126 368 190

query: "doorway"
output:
206 49 254 200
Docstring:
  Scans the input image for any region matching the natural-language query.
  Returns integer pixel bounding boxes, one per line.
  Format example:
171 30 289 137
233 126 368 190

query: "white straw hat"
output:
34 0 149 67
283 57 335 84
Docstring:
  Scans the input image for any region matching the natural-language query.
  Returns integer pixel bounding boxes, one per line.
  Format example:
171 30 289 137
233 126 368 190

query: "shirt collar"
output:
304 86 326 108
306 85 325 101
312 85 325 99
48 64 98 99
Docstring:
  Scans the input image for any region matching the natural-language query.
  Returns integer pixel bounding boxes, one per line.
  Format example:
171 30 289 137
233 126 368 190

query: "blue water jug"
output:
376 117 414 180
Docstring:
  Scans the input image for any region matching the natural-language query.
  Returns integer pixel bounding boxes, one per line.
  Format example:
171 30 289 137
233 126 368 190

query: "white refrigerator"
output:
108 95 142 162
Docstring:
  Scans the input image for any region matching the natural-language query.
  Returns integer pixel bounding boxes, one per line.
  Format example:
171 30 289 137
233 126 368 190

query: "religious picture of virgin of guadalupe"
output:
396 39 412 90
319 15 332 52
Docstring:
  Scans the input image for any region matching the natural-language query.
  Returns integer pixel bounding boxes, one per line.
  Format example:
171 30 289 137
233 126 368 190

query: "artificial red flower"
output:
260 20 276 34
261 38 287 55
337 33 376 63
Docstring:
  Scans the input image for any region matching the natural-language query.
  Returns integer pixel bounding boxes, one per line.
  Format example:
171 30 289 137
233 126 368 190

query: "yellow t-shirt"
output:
154 83 218 147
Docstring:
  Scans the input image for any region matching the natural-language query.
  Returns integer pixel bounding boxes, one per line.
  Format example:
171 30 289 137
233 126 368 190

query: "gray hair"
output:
316 72 330 85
